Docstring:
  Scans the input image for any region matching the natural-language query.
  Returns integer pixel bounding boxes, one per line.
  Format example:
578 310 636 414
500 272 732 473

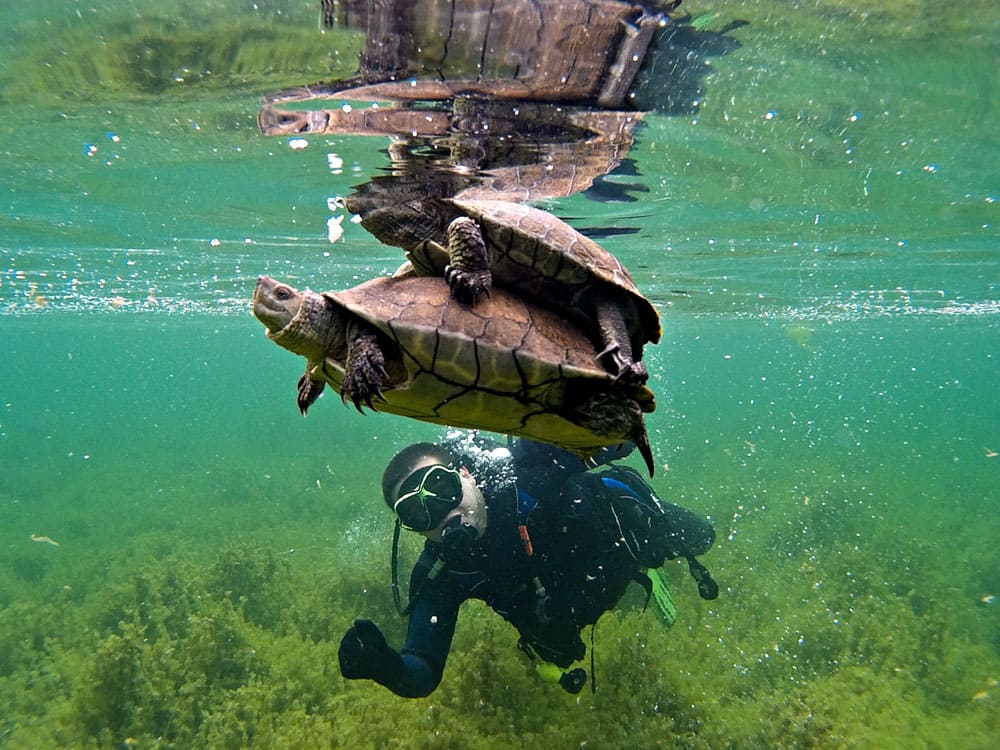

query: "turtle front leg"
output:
593 297 648 385
444 216 492 305
297 369 326 415
341 319 389 413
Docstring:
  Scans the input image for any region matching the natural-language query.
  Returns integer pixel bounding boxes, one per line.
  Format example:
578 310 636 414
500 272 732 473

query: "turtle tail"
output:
633 417 656 477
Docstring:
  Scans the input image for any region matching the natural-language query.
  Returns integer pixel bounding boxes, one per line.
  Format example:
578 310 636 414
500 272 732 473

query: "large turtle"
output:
252 274 657 475
347 196 662 385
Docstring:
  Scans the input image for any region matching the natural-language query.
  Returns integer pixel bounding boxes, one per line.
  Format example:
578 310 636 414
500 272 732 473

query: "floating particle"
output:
289 138 309 150
84 143 98 157
108 132 121 143
328 215 345 243
209 238 221 247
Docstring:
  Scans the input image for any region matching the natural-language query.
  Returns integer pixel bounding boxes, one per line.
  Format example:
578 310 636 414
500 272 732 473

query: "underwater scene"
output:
1 1 998 747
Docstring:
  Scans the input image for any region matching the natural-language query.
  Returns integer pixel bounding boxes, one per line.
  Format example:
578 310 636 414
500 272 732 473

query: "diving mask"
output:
392 464 464 532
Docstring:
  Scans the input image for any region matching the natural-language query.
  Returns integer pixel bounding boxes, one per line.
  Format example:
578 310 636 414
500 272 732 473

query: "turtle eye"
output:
275 285 292 300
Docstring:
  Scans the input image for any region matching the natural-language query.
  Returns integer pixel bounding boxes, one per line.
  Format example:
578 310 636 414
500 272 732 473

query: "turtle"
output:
347 196 662 385
252 274 657 475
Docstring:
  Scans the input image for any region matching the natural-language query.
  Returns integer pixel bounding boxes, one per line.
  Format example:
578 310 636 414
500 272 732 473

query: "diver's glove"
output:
338 619 404 685
686 556 719 600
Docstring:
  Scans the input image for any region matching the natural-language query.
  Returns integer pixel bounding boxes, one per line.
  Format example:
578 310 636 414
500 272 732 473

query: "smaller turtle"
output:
350 197 661 385
252 274 657 475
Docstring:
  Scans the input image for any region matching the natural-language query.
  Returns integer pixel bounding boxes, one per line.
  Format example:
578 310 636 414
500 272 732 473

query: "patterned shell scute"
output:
323 275 636 453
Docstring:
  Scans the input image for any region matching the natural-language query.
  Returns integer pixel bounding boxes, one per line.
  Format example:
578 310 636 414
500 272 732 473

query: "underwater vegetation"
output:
2 484 998 750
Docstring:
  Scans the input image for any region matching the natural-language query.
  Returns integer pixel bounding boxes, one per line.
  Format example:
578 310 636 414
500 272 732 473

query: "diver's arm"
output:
393 577 462 697
338 576 462 698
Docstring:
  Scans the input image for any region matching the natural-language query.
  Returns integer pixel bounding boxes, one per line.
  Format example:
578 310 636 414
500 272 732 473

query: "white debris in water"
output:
288 138 309 150
328 153 344 173
327 215 345 243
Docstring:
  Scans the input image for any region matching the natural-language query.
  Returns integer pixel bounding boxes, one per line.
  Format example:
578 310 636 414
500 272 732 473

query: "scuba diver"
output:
338 435 717 697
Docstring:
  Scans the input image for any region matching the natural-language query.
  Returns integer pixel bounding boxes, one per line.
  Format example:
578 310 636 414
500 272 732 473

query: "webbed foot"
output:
445 216 492 305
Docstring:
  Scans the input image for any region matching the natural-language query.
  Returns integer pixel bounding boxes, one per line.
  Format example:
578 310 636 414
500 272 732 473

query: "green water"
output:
2 1 998 748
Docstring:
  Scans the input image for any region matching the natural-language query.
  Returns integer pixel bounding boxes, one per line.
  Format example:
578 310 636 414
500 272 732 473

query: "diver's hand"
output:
339 619 404 684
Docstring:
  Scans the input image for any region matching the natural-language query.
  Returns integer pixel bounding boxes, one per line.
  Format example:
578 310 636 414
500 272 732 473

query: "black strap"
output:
391 519 406 615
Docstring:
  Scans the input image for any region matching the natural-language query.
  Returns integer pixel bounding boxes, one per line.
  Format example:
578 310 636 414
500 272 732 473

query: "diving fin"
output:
648 568 677 629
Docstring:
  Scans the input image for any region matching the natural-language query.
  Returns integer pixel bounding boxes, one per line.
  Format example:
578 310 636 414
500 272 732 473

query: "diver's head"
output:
382 443 487 540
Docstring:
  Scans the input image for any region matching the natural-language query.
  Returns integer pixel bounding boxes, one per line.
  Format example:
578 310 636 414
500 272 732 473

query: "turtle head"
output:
253 276 304 333
252 276 333 360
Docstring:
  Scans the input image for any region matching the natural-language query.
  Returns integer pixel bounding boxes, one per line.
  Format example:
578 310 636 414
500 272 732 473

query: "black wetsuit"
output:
369 440 715 698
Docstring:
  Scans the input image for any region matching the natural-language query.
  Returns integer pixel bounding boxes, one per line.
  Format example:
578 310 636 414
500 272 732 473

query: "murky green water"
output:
2 2 998 748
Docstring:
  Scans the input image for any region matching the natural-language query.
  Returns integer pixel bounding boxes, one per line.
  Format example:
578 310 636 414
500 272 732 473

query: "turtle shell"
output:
313 275 654 457
385 198 662 352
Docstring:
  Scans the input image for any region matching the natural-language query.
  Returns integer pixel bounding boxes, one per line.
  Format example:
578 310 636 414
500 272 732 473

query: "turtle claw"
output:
613 360 649 386
342 354 387 414
341 372 385 414
340 320 389 413
444 264 491 306
597 343 649 386
347 381 385 414
297 374 325 416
